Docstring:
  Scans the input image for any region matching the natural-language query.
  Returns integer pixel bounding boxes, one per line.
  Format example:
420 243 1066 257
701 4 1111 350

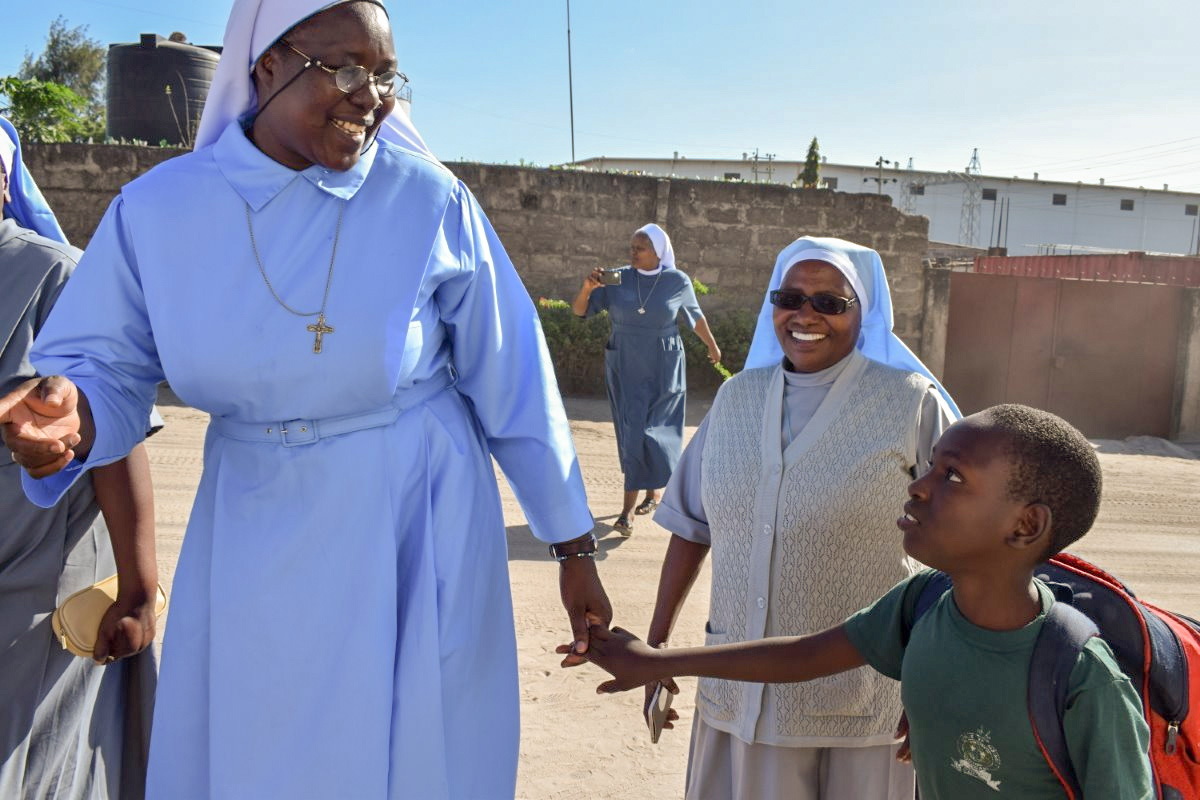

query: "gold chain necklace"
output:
636 269 664 315
244 201 345 353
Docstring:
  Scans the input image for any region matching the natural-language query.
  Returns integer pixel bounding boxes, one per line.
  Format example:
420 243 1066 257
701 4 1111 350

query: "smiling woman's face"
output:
250 2 396 171
630 233 660 270
772 260 862 373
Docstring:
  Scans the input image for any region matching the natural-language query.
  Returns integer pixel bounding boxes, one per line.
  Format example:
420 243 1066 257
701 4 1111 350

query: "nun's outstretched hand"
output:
0 375 90 478
558 554 613 667
556 624 669 694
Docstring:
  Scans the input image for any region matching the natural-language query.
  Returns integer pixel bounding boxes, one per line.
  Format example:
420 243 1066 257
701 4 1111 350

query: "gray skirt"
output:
0 464 156 800
685 715 914 800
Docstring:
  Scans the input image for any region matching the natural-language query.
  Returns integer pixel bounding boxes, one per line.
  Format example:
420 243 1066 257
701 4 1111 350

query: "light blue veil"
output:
0 117 67 244
744 235 960 417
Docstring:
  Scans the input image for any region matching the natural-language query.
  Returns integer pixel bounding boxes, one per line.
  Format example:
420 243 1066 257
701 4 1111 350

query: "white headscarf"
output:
0 131 13 184
780 246 867 308
634 223 676 270
194 0 432 159
744 236 960 417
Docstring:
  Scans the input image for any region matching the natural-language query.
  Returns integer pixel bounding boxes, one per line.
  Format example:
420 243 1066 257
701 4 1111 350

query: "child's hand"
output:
895 711 912 763
556 624 667 693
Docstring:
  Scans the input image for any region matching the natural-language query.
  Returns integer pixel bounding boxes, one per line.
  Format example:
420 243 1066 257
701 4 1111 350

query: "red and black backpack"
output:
909 553 1200 799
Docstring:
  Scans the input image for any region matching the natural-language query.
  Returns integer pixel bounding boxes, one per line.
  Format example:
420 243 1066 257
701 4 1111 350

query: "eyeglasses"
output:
769 289 859 315
279 39 407 99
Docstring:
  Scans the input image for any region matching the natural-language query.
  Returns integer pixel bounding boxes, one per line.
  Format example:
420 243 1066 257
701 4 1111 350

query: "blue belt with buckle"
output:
209 366 456 447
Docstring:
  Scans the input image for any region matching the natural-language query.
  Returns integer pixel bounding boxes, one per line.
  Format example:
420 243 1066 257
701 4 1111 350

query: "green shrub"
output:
536 298 610 395
682 308 756 391
536 298 756 396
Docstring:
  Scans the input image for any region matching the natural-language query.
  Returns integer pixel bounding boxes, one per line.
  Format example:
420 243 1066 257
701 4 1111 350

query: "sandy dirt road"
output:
143 392 1200 800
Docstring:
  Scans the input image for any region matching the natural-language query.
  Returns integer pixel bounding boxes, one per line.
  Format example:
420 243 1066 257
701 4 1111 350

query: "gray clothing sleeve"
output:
654 414 711 544
914 384 956 477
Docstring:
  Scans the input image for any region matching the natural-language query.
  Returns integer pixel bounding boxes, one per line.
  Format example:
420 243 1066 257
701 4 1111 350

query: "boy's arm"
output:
575 623 865 693
90 443 159 664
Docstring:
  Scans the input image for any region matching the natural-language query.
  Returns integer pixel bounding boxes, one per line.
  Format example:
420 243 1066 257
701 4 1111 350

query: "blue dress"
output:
586 268 702 491
26 121 594 800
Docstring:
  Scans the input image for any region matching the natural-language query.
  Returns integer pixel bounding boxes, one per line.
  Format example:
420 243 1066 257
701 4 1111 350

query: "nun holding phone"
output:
572 223 721 536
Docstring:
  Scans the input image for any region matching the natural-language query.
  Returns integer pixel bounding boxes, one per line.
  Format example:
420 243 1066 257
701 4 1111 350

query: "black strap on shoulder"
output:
902 572 953 648
1028 601 1098 800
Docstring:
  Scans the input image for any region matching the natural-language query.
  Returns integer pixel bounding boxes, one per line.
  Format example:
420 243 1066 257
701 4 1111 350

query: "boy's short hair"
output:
982 404 1102 557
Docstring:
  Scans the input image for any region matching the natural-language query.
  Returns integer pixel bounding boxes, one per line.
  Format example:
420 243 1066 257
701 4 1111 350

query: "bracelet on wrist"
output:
549 532 598 562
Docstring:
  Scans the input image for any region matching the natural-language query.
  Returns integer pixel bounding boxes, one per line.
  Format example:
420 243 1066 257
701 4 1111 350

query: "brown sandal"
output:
634 498 659 515
613 515 633 536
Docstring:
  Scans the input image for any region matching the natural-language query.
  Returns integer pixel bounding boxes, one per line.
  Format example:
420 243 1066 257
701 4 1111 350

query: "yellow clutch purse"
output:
50 574 168 659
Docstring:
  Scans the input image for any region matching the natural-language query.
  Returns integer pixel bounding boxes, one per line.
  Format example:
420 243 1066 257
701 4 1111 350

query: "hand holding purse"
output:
51 574 168 661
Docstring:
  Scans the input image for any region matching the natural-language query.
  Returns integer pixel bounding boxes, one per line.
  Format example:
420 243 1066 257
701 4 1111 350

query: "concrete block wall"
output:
22 143 186 248
22 145 932 354
451 163 932 352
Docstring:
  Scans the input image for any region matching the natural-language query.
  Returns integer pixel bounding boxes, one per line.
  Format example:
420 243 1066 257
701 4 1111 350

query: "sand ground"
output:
143 390 1200 799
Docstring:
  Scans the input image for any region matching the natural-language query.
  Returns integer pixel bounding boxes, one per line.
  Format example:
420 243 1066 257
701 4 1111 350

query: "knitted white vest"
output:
698 358 929 744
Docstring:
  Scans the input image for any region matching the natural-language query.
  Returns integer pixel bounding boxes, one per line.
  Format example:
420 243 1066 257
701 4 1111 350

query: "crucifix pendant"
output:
306 313 335 354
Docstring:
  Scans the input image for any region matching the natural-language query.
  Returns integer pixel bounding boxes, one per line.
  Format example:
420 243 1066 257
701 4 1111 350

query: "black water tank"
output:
106 34 221 147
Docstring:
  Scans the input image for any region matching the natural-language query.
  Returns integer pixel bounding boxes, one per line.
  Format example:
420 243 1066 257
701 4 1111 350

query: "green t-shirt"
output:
844 571 1153 799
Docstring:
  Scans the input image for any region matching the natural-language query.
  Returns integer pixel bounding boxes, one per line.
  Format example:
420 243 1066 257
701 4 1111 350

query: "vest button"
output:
757 597 766 609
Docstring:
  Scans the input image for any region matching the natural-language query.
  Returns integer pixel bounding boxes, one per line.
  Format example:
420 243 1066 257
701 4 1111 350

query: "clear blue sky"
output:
5 0 1199 191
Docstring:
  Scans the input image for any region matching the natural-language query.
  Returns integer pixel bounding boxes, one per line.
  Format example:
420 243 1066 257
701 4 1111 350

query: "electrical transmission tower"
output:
898 148 984 247
959 148 983 245
965 148 982 175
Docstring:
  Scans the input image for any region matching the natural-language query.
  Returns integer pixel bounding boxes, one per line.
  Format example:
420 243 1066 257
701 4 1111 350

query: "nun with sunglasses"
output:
0 1 611 797
643 238 959 800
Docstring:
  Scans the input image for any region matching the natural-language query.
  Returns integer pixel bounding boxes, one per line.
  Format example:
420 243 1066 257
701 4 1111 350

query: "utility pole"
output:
864 156 897 195
566 0 576 163
749 148 776 183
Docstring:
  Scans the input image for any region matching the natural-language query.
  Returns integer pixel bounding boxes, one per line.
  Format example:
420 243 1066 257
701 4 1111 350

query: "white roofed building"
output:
569 155 1200 257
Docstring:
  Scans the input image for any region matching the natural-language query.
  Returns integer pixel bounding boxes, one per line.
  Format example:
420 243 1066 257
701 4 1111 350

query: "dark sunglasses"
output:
769 289 859 315
280 39 406 98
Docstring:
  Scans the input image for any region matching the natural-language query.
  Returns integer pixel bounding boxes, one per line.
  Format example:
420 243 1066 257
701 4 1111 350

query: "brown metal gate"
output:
942 273 1183 438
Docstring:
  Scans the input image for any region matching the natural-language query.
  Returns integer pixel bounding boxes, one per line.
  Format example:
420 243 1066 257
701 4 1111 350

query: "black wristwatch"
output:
548 533 598 562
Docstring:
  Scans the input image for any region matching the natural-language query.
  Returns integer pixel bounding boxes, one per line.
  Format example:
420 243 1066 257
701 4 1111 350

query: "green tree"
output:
18 16 106 134
0 77 102 143
799 136 821 188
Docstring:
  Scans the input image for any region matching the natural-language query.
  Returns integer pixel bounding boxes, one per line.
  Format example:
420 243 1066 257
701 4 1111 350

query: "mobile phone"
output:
599 268 623 286
647 682 673 744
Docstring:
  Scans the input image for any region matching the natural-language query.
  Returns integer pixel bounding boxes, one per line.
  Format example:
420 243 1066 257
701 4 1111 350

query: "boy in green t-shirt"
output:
568 404 1154 798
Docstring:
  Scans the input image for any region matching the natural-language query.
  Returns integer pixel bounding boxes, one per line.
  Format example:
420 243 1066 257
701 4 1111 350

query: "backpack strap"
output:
902 571 953 648
1028 601 1099 800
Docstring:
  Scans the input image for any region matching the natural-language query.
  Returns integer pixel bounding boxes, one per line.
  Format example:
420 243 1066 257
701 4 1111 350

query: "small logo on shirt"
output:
952 726 1002 791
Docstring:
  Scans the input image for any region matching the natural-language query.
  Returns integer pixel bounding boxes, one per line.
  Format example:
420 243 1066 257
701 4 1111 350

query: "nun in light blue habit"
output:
0 116 158 800
6 1 611 797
